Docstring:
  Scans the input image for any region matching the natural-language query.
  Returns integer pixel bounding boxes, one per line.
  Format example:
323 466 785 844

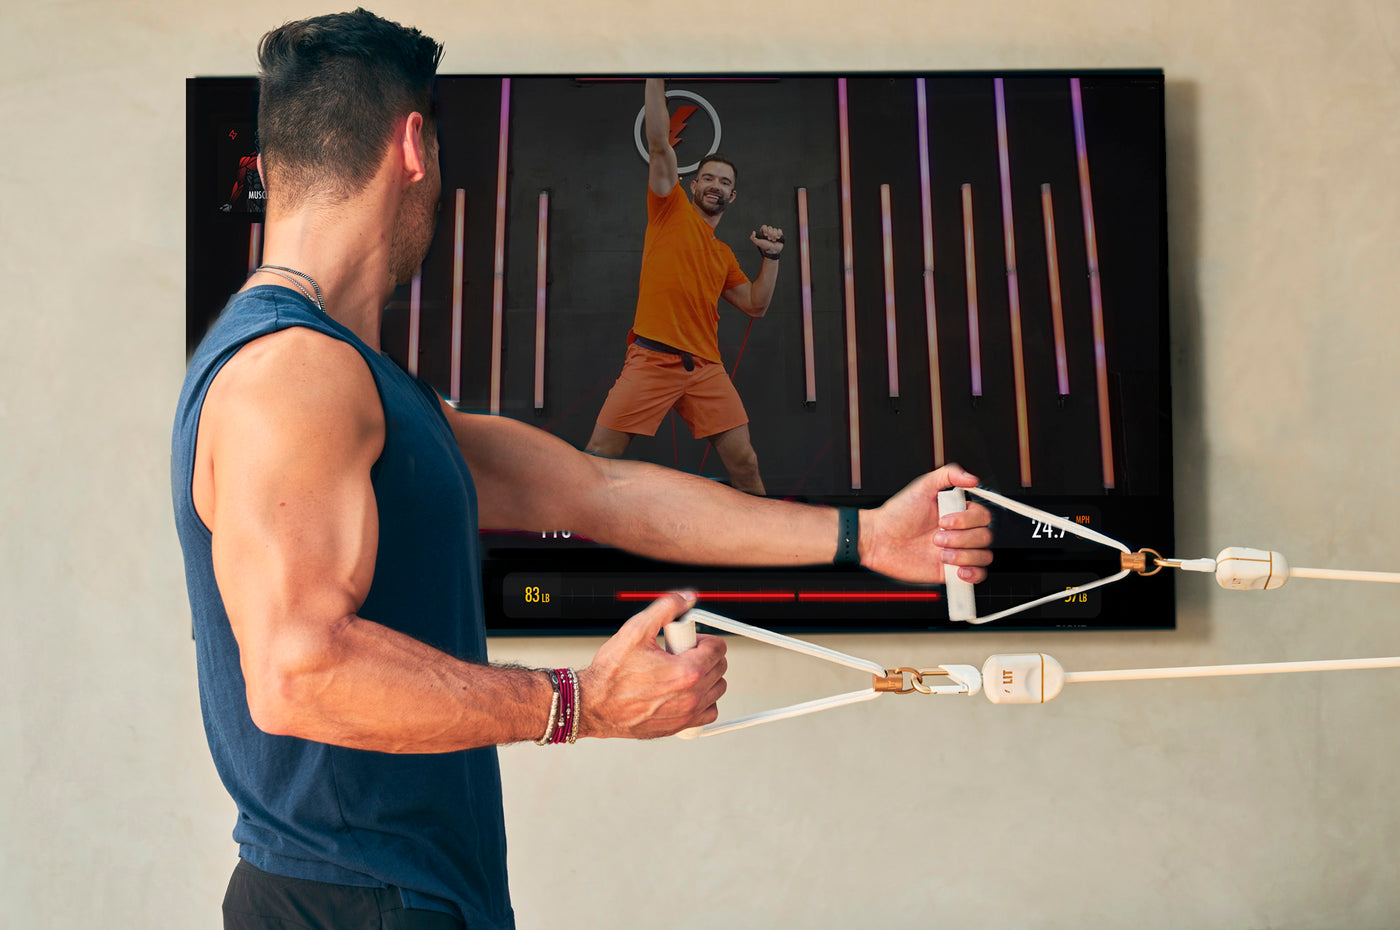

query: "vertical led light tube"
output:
408 269 422 377
994 78 1032 487
797 187 816 404
450 188 466 404
961 183 982 398
247 223 262 274
489 78 512 415
1071 77 1116 489
533 190 549 411
916 78 945 466
1041 184 1069 395
880 183 899 400
837 78 861 490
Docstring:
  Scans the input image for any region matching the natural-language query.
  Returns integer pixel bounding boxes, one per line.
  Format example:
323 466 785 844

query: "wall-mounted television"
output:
187 70 1172 634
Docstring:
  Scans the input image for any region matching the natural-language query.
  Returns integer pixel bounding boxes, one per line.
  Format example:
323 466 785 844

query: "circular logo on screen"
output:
634 89 723 176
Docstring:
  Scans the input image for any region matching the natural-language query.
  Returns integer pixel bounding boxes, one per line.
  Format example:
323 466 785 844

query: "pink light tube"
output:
837 78 862 490
489 78 512 415
916 78 945 466
880 183 899 399
450 188 466 403
1041 183 1069 395
797 187 816 404
1071 77 1116 489
408 269 422 377
994 78 1031 487
247 222 262 274
534 191 549 410
961 183 982 397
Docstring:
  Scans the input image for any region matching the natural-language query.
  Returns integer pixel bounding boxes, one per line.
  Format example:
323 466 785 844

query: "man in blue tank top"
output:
172 11 994 930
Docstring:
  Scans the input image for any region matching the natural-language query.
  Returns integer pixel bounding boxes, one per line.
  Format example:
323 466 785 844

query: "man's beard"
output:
693 189 731 216
388 179 440 286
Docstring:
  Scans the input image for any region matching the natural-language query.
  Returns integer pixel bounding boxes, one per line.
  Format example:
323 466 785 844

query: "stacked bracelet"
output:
533 670 561 745
536 668 581 745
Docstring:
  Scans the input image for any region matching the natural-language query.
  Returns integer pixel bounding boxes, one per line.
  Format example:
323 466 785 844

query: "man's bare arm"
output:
722 225 784 317
645 77 679 197
447 408 991 585
198 328 724 752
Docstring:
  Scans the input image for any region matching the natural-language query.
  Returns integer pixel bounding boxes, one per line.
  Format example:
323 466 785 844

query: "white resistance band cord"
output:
961 486 1400 621
654 487 1400 736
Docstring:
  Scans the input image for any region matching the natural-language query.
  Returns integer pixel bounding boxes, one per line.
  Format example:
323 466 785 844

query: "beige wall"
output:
4 0 1400 926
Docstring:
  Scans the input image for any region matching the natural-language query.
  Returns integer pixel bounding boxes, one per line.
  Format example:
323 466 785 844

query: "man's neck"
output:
248 202 397 350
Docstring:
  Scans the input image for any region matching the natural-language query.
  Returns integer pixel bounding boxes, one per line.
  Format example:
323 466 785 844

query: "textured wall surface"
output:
3 1 1399 927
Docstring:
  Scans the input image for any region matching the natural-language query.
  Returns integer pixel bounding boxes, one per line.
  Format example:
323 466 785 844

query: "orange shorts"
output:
595 343 749 439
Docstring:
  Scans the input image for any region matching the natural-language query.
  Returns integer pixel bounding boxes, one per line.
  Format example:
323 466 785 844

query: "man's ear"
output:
399 111 429 183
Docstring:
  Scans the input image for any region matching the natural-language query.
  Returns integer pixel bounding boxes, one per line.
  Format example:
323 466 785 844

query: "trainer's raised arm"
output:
645 77 680 197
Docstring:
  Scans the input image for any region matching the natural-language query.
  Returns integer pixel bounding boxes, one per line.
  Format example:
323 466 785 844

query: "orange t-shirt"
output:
632 183 749 364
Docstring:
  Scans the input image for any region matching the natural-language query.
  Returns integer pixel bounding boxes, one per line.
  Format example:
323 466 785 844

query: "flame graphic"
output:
668 105 699 148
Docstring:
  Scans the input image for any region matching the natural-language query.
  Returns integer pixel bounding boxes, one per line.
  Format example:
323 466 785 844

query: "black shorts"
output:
222 859 465 930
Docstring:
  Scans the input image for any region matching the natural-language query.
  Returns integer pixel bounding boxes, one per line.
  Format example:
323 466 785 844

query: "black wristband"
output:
834 507 860 565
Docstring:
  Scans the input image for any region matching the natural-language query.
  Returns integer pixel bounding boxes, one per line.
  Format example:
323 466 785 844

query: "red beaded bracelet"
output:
539 668 578 745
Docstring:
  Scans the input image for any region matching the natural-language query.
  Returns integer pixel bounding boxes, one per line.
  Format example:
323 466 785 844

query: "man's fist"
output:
751 225 785 259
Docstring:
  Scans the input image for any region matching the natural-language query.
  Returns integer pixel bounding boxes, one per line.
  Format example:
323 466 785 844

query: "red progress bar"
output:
799 591 942 602
617 591 797 602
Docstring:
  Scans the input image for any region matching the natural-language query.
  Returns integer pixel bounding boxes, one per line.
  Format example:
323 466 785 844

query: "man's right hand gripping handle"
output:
576 591 727 739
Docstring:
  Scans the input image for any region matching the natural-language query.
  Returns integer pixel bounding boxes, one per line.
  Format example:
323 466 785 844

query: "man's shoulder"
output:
646 181 687 219
204 325 380 437
221 325 371 396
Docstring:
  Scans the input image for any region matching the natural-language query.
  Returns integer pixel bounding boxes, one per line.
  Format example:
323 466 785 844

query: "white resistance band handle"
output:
938 489 979 622
661 609 942 739
661 617 704 739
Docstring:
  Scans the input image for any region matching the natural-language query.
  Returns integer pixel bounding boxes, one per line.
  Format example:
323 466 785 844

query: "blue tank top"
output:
171 287 513 928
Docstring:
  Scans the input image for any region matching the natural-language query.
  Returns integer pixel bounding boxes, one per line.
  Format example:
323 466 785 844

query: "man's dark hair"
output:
694 153 738 188
256 8 444 208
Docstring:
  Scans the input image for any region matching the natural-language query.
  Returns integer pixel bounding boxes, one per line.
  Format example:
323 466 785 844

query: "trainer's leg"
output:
586 423 634 458
709 425 765 495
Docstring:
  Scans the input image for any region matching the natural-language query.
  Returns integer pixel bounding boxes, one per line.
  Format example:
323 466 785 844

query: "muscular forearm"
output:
584 456 843 566
744 256 780 316
247 613 551 753
644 78 670 152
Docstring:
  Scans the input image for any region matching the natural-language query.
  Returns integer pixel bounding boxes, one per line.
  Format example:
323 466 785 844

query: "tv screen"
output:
187 71 1172 634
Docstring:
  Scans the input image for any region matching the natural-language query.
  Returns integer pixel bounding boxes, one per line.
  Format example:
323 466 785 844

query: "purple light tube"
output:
837 78 861 490
489 78 512 416
994 78 1031 487
448 189 464 403
534 191 549 410
408 269 422 378
451 188 466 404
916 78 945 466
880 183 899 399
1040 184 1069 395
797 187 816 404
247 223 262 274
1071 77 1116 489
961 183 982 398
